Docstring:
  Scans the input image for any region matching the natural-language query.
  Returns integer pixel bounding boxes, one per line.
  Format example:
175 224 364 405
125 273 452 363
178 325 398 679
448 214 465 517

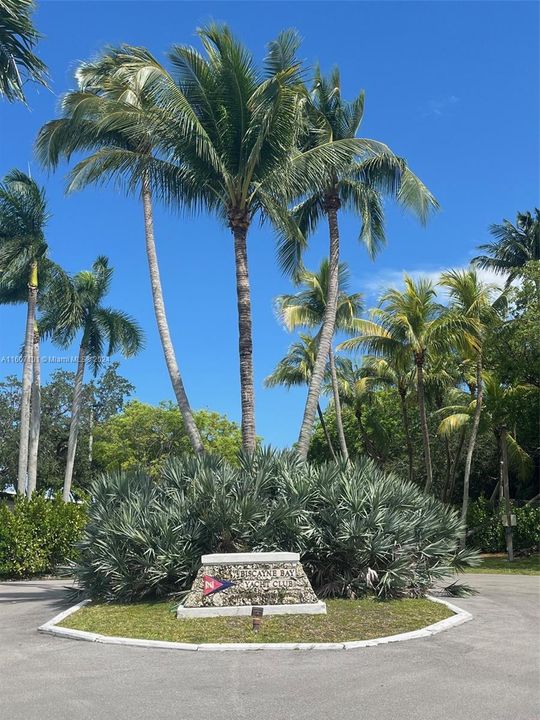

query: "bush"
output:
467 496 540 552
0 496 87 578
74 450 477 601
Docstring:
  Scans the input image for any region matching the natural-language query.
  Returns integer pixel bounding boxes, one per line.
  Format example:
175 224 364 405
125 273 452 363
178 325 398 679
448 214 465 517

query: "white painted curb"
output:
38 594 472 652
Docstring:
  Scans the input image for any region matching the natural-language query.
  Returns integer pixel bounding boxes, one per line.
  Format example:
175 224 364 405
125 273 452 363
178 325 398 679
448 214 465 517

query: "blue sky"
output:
0 1 538 447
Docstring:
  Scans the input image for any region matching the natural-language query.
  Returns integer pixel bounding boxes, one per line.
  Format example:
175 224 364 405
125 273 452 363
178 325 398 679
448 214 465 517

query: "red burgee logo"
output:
203 575 234 597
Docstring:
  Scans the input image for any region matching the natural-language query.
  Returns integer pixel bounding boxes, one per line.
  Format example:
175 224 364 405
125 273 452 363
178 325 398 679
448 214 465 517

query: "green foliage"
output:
0 364 134 491
73 450 478 602
93 401 243 475
467 496 540 552
0 496 87 578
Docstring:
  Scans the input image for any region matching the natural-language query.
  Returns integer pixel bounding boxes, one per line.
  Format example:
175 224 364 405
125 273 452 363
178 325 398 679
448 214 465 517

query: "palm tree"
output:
35 47 205 456
361 353 415 480
290 67 439 459
341 276 478 491
276 259 363 460
473 209 540 285
264 333 337 460
439 268 497 537
37 30 405 454
333 357 389 462
438 374 534 559
0 170 64 494
0 0 47 102
40 256 143 500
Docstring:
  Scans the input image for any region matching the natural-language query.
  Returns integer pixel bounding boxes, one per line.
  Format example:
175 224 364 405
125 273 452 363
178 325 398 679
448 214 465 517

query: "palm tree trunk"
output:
317 402 337 461
230 214 256 453
63 345 86 502
17 263 38 495
141 174 204 455
446 426 466 502
398 388 414 483
460 357 484 544
297 194 341 460
500 427 514 562
415 356 433 492
27 324 41 497
328 345 349 461
88 405 94 465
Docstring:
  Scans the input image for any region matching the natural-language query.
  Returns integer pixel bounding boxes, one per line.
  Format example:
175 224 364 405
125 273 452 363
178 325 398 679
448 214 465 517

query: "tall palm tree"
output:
276 259 363 460
35 47 205 456
440 268 497 537
40 256 143 500
341 276 478 491
290 67 439 459
0 0 47 102
473 209 540 285
438 374 535 559
264 333 337 460
0 170 69 494
37 30 402 454
361 353 415 480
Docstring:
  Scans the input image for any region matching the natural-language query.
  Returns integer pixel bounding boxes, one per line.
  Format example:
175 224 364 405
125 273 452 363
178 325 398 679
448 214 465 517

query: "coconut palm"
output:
35 47 205 456
361 353 415 480
276 259 363 460
0 170 72 494
438 374 535 559
473 209 540 285
265 333 337 460
289 67 439 459
40 256 143 500
36 29 407 454
341 276 479 491
0 0 47 102
332 357 389 462
439 268 498 536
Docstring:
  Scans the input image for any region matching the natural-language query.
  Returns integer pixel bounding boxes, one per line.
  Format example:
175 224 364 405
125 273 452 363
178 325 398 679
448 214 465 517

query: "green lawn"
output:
59 597 451 644
464 553 540 575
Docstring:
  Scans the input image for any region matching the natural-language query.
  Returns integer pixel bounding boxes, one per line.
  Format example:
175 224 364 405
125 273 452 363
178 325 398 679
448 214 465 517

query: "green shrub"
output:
74 450 478 601
467 496 540 552
0 496 87 578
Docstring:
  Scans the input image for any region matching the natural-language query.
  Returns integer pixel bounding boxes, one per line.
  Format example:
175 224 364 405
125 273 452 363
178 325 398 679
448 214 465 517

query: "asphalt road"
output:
1 574 539 720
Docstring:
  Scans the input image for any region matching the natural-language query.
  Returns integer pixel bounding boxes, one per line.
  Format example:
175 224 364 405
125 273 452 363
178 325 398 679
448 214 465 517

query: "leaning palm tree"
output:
473 209 540 285
0 0 47 102
265 333 337 460
341 276 478 491
276 259 363 460
40 256 143 500
0 170 72 494
35 47 205 455
290 67 439 459
439 268 497 537
438 374 535 560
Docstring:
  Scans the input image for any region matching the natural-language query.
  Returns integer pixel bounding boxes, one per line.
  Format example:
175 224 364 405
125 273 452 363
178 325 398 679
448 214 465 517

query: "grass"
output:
463 553 540 575
58 597 452 644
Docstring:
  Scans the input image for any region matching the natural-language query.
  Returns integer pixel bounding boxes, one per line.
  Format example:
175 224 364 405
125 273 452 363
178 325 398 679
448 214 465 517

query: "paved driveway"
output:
1 574 538 720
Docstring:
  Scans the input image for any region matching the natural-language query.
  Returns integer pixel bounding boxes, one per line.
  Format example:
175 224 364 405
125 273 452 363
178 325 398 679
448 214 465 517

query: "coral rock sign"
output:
177 552 326 619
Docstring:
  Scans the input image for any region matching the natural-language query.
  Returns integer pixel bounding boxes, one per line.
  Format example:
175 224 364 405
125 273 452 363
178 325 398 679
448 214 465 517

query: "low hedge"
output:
467 496 540 552
0 495 87 578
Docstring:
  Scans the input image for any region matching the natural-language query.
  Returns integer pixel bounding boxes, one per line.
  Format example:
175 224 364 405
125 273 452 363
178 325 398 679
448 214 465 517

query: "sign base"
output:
177 600 327 619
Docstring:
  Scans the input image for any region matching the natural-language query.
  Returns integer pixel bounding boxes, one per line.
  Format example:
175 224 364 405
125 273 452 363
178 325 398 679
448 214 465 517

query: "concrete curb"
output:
38 594 472 652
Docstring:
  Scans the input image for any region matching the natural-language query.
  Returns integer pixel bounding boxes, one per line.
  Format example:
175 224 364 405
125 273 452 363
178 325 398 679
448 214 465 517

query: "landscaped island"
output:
58 597 452 644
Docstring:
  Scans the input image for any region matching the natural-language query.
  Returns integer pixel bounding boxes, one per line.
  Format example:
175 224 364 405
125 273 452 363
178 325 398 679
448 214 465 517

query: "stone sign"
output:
177 552 326 619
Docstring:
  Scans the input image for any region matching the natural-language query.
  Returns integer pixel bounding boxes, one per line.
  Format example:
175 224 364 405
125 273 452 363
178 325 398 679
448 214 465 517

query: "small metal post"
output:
251 606 263 633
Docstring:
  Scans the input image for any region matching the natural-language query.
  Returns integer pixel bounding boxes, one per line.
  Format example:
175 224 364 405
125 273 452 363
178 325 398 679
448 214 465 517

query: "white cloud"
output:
422 95 460 117
359 265 509 301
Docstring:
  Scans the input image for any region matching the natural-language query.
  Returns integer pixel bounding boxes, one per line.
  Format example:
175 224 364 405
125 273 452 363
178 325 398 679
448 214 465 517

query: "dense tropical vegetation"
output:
0 11 537 591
